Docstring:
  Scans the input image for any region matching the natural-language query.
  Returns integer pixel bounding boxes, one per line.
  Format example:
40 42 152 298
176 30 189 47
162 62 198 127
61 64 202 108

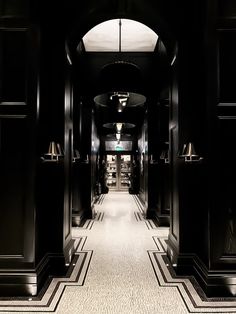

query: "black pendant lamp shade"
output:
103 122 135 130
94 91 146 109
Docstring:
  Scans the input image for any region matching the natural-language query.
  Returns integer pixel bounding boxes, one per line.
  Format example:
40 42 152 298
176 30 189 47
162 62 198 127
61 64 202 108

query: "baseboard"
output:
145 206 170 226
167 240 236 297
153 213 170 227
0 253 67 296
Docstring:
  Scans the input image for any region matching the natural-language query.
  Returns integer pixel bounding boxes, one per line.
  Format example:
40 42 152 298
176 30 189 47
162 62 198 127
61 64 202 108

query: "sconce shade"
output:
160 149 169 160
56 143 64 156
181 142 198 157
103 122 135 129
47 141 58 156
94 91 146 108
43 141 64 161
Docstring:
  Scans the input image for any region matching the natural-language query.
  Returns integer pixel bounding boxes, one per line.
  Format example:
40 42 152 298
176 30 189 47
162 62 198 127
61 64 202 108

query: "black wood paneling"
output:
138 113 148 211
0 117 27 257
0 0 29 17
218 0 236 17
0 18 37 277
218 31 236 103
212 115 236 267
0 29 27 104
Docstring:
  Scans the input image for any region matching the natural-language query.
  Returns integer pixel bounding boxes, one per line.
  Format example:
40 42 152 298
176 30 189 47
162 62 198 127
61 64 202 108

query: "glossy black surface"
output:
1 0 236 298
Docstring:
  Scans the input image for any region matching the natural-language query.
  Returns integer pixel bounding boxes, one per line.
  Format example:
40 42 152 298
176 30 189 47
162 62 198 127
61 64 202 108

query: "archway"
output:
65 10 175 227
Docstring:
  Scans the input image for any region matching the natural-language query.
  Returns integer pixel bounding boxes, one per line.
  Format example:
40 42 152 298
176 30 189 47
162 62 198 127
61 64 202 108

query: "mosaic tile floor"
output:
1 191 236 313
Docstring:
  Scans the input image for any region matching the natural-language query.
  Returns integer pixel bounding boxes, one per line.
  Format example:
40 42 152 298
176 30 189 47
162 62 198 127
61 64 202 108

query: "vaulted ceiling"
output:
71 18 171 140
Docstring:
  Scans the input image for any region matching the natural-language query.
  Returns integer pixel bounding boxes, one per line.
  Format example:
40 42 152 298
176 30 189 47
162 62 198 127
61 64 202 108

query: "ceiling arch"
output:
81 18 158 52
64 0 177 61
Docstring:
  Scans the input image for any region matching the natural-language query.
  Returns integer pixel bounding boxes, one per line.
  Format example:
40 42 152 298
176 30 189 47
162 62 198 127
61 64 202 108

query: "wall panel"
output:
218 0 236 17
211 115 236 267
0 117 27 257
0 29 27 105
218 31 236 104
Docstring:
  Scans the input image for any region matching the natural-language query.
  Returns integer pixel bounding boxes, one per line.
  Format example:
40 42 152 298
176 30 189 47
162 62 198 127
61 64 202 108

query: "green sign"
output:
115 145 123 151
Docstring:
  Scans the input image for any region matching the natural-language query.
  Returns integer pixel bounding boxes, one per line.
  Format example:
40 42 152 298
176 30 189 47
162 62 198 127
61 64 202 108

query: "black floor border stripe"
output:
149 237 236 313
152 252 194 312
132 195 144 214
145 221 150 230
0 253 87 311
97 194 106 205
155 253 236 312
0 238 93 312
152 237 165 252
148 251 207 313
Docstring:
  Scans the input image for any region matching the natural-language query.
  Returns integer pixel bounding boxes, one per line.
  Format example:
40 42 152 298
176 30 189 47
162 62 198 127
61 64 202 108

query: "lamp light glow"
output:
116 123 123 132
116 133 121 140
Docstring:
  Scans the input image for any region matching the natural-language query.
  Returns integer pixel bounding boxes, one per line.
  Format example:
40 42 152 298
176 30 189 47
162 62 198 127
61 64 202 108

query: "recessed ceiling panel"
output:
82 19 158 52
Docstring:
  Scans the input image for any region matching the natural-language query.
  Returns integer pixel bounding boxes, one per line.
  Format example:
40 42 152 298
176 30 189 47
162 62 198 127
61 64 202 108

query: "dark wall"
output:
137 113 148 210
72 96 98 224
36 18 75 264
208 0 236 273
2 0 236 298
147 91 170 225
167 0 209 274
0 0 75 295
0 3 40 294
91 109 100 205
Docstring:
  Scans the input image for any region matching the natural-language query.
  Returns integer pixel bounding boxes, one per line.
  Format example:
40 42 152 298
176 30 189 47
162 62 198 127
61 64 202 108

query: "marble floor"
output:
1 192 236 313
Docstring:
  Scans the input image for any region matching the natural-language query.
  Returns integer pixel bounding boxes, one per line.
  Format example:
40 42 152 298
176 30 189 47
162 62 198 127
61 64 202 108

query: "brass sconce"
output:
160 149 169 164
42 141 64 161
179 142 203 163
73 149 81 162
150 154 158 164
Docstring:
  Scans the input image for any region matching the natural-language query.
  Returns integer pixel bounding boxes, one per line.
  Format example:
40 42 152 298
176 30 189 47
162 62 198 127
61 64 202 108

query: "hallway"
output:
2 192 236 313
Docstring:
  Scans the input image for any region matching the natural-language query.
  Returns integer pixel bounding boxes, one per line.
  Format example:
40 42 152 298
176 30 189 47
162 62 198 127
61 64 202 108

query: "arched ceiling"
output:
81 19 158 52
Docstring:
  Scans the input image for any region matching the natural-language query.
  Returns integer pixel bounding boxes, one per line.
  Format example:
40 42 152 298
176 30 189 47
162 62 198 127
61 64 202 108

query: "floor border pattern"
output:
132 195 145 214
134 211 158 230
0 237 93 312
149 237 236 313
96 193 106 205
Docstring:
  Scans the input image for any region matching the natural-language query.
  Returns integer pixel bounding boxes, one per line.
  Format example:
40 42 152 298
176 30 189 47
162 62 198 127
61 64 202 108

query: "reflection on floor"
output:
1 191 236 313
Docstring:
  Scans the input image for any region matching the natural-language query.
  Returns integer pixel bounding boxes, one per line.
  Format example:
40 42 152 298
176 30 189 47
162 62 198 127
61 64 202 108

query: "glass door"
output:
106 155 118 190
106 154 132 191
119 155 131 190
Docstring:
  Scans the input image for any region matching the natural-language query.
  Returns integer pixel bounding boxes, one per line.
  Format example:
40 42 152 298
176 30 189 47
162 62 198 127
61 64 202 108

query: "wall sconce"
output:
80 154 89 164
42 141 64 161
179 142 203 163
73 149 81 162
160 149 169 164
149 154 158 164
110 92 129 113
56 143 64 157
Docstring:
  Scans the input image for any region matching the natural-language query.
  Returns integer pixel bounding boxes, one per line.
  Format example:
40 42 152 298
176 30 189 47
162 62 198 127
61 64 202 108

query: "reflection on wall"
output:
138 113 148 208
224 206 236 254
91 110 100 204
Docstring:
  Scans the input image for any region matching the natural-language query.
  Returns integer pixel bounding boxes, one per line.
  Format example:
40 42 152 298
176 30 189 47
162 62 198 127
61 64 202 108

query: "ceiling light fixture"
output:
116 123 123 133
116 133 121 140
109 92 129 112
94 91 145 108
103 122 135 129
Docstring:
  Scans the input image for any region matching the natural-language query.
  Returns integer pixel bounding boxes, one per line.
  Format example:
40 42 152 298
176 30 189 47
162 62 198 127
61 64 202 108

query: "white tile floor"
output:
56 191 189 314
2 191 236 313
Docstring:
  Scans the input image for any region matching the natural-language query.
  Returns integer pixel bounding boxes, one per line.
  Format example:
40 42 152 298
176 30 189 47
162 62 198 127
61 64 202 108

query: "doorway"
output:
106 154 132 191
